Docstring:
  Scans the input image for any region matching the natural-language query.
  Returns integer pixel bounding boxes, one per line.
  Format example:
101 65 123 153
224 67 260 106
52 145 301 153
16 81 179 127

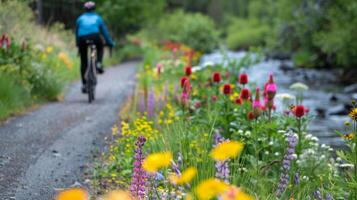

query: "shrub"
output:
154 10 219 52
226 17 269 50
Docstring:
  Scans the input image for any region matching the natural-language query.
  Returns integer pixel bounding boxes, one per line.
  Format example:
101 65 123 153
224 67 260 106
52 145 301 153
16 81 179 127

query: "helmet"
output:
84 1 96 11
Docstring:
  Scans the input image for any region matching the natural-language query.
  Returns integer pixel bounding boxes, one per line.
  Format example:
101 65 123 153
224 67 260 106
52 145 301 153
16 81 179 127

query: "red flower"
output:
239 73 248 85
185 66 192 76
211 95 218 102
180 77 189 88
235 98 242 105
194 101 201 108
223 84 232 95
240 88 250 100
212 72 221 83
247 112 255 120
293 105 306 118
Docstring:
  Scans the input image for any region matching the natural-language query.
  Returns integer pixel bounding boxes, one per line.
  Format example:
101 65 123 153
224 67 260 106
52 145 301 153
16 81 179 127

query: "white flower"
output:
245 131 251 136
311 136 319 142
265 151 269 155
276 93 296 100
290 82 309 91
269 141 274 146
302 176 309 181
203 61 214 68
339 163 354 168
305 134 313 140
336 157 342 162
274 152 280 156
238 130 243 134
292 154 297 159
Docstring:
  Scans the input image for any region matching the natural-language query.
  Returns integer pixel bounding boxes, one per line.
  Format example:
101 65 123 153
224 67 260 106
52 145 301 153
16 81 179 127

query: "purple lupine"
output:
147 89 155 118
293 172 299 185
313 189 322 200
276 132 298 197
214 132 230 183
130 136 147 199
325 193 332 200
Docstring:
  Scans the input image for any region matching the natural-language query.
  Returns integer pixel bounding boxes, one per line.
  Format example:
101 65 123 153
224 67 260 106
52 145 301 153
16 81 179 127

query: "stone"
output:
344 83 357 93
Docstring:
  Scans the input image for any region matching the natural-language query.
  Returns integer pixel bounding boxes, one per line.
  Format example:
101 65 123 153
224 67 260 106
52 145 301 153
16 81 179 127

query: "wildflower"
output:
253 87 262 117
104 190 133 200
130 136 147 199
240 88 250 100
211 141 244 161
349 108 357 121
212 72 222 83
239 73 248 85
212 95 218 102
223 84 232 95
157 63 162 76
194 101 201 109
235 98 242 105
56 188 88 200
313 189 322 200
276 132 298 197
46 46 54 54
292 105 306 118
195 178 229 200
214 133 230 183
247 112 255 120
185 66 192 76
169 167 197 185
143 152 172 173
180 77 189 88
0 34 10 49
343 132 354 140
290 82 309 91
264 74 277 100
181 92 189 106
220 186 253 200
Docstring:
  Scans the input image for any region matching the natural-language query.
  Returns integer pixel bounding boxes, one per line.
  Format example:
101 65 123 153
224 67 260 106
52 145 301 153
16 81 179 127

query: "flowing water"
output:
200 51 354 148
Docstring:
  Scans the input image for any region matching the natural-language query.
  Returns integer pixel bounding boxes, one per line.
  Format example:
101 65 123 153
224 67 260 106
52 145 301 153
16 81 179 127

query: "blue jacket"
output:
75 12 114 46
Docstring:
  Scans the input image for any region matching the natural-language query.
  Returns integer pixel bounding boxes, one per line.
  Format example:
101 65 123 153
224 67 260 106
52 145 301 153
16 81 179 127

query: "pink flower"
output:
264 73 277 100
1 34 10 49
157 64 162 75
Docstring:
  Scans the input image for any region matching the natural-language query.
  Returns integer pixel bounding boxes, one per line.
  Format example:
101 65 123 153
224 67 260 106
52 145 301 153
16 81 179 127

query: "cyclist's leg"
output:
94 34 104 73
78 36 88 92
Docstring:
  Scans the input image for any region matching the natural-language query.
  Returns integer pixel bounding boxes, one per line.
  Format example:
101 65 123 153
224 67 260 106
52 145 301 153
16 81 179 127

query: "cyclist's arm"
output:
98 17 114 46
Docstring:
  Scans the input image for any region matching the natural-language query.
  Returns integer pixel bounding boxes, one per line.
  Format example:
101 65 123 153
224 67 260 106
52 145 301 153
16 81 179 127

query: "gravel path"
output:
0 62 137 200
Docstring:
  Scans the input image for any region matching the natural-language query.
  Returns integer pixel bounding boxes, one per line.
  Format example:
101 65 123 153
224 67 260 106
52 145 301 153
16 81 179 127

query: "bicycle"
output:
84 39 97 103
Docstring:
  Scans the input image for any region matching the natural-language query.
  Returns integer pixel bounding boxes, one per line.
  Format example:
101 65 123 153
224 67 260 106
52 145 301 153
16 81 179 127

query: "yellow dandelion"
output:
143 152 172 173
220 186 253 200
56 188 88 200
169 167 197 185
103 190 133 200
349 108 357 122
211 141 244 161
195 178 229 200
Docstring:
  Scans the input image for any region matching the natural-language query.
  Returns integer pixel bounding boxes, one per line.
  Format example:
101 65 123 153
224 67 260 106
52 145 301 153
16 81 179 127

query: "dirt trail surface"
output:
0 62 137 200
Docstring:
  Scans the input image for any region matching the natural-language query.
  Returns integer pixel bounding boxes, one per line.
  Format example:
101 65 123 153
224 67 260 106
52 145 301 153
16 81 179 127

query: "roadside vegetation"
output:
87 41 357 199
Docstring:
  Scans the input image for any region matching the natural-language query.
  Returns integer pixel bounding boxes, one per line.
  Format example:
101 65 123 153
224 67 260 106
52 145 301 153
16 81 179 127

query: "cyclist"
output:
75 1 115 93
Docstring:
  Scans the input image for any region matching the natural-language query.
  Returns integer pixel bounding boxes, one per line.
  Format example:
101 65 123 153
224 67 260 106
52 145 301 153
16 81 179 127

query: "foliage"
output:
96 0 166 36
92 44 350 199
0 0 78 120
153 10 219 52
226 17 269 50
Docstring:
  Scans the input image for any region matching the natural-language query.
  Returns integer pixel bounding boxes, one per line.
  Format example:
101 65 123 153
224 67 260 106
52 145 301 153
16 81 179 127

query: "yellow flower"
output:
103 190 133 200
220 186 253 200
46 46 54 54
169 167 197 185
349 108 357 122
344 121 351 126
211 141 244 161
195 178 229 200
143 152 172 173
343 132 354 140
112 124 118 136
56 188 88 200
